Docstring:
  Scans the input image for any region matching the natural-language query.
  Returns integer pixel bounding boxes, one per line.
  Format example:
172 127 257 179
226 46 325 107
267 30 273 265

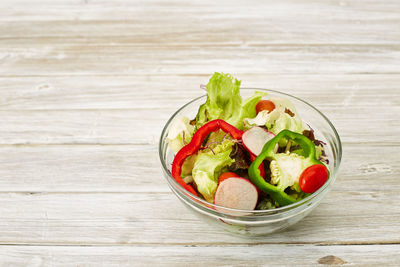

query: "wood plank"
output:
1 44 399 76
0 190 398 245
0 244 399 266
0 109 166 145
0 144 398 193
0 74 398 110
0 0 399 45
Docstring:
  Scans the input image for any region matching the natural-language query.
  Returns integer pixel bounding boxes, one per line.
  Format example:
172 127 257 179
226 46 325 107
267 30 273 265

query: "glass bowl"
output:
159 88 342 236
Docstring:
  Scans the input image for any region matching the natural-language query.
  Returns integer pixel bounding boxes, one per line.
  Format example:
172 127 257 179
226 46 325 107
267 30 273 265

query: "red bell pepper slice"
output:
171 119 266 196
171 119 243 196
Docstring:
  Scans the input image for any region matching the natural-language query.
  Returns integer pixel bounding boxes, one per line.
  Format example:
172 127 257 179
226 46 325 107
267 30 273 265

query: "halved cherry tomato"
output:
218 172 239 184
256 100 275 114
299 164 329 193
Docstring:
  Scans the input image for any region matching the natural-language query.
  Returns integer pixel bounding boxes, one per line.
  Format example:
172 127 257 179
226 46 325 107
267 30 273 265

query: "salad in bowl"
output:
159 73 341 235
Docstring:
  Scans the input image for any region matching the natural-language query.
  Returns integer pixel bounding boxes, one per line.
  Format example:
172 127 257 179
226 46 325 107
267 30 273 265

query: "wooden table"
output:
1 0 399 266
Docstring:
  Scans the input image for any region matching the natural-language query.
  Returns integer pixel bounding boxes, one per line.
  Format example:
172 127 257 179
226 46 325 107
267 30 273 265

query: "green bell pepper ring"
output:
248 129 328 207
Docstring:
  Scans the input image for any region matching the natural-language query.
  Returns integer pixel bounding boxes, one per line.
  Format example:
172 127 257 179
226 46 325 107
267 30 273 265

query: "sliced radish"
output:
242 126 276 156
214 177 258 210
218 172 240 185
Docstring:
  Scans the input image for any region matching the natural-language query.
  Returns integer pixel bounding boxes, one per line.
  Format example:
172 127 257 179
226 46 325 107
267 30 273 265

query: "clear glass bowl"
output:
159 88 342 236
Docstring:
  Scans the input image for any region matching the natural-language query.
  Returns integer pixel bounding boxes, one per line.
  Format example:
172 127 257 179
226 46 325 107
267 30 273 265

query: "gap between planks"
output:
2 40 400 47
0 241 399 247
1 73 400 78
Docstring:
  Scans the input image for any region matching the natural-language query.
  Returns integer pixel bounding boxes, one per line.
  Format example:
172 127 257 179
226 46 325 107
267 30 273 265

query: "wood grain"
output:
1 44 399 76
0 0 399 45
0 0 399 77
0 190 398 245
0 74 399 110
0 245 399 267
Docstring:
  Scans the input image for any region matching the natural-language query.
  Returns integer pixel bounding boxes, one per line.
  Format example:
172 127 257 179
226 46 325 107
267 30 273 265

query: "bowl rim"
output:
159 88 342 215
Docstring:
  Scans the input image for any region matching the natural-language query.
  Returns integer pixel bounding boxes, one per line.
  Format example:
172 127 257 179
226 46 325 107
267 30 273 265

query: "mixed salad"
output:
167 73 329 210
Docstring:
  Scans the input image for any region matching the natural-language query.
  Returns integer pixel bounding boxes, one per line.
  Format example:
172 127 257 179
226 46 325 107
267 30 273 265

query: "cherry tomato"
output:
299 164 329 193
256 100 275 114
218 172 240 184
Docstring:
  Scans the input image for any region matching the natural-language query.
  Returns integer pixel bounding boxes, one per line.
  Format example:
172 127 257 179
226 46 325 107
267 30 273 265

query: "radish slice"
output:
214 177 258 210
242 126 276 156
218 172 240 185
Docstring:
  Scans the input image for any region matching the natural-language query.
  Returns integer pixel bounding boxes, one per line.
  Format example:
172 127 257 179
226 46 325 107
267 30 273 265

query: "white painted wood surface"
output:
0 0 399 265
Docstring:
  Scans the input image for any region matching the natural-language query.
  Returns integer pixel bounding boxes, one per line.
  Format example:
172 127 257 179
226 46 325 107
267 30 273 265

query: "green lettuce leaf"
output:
196 72 265 130
191 139 235 202
181 155 197 178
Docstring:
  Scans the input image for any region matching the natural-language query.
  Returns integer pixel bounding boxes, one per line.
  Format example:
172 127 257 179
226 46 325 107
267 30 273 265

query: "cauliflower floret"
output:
270 152 313 192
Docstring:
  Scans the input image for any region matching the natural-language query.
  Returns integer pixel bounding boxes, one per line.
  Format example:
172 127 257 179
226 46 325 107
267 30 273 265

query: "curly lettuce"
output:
196 72 266 130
